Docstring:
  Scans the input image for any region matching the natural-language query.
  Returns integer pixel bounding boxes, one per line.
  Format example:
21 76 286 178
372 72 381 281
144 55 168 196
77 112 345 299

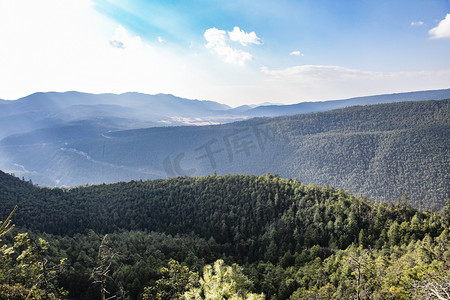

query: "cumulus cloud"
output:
204 27 228 48
429 14 450 39
410 21 424 26
228 27 261 46
213 46 252 65
290 50 304 56
111 25 144 49
3 0 449 107
204 27 259 65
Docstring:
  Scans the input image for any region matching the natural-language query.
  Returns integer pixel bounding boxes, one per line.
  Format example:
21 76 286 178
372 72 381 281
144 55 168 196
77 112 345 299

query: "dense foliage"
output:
279 99 450 209
1 99 449 208
2 172 446 252
0 172 449 299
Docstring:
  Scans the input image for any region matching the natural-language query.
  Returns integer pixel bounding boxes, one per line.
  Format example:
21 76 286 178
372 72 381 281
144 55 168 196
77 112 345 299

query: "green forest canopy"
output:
0 172 449 299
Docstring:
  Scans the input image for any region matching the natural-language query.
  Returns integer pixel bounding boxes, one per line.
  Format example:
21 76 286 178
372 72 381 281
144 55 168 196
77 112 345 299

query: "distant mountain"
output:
243 88 450 117
2 89 450 140
2 91 230 112
0 91 234 139
1 99 448 208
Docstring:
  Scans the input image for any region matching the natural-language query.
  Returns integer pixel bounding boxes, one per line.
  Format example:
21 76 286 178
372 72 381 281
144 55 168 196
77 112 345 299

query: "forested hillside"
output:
279 99 449 208
0 172 449 299
3 99 447 208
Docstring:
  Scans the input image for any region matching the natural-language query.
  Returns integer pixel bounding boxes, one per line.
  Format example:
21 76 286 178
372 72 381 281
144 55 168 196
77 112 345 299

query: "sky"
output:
0 0 449 107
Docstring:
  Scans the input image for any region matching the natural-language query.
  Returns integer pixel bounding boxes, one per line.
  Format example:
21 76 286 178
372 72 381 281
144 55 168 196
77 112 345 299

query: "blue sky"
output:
1 0 449 106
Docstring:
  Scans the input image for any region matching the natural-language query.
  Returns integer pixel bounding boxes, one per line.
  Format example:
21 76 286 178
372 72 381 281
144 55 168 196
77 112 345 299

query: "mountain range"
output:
0 89 449 208
2 88 450 140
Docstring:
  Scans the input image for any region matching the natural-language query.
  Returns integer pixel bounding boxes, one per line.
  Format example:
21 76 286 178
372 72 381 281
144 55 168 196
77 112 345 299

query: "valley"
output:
1 93 448 208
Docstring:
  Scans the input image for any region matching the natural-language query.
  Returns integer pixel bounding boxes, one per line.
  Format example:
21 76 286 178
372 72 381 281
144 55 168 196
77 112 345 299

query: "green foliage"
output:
0 283 57 300
0 173 448 299
183 259 264 300
287 230 450 299
0 208 67 299
1 173 446 260
0 205 17 238
37 230 218 300
0 232 66 299
142 259 199 300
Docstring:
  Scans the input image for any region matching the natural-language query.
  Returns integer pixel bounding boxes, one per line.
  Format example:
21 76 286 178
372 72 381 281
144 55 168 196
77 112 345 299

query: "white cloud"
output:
204 27 256 65
410 21 424 26
0 0 264 106
260 64 450 101
290 50 304 56
204 27 228 48
0 0 210 101
212 46 253 65
228 27 261 46
260 65 373 81
158 36 164 43
429 14 450 38
1 0 448 107
111 25 144 49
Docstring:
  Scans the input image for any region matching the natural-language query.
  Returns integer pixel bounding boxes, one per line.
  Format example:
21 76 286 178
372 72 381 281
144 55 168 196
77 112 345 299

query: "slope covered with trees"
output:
278 99 449 209
0 172 449 299
1 99 448 209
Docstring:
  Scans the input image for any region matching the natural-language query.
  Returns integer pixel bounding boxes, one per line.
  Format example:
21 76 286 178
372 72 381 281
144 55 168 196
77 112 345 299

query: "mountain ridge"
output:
244 88 450 116
1 99 448 208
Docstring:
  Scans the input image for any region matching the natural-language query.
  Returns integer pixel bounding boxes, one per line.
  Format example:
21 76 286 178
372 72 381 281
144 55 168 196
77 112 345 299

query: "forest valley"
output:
0 173 449 299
